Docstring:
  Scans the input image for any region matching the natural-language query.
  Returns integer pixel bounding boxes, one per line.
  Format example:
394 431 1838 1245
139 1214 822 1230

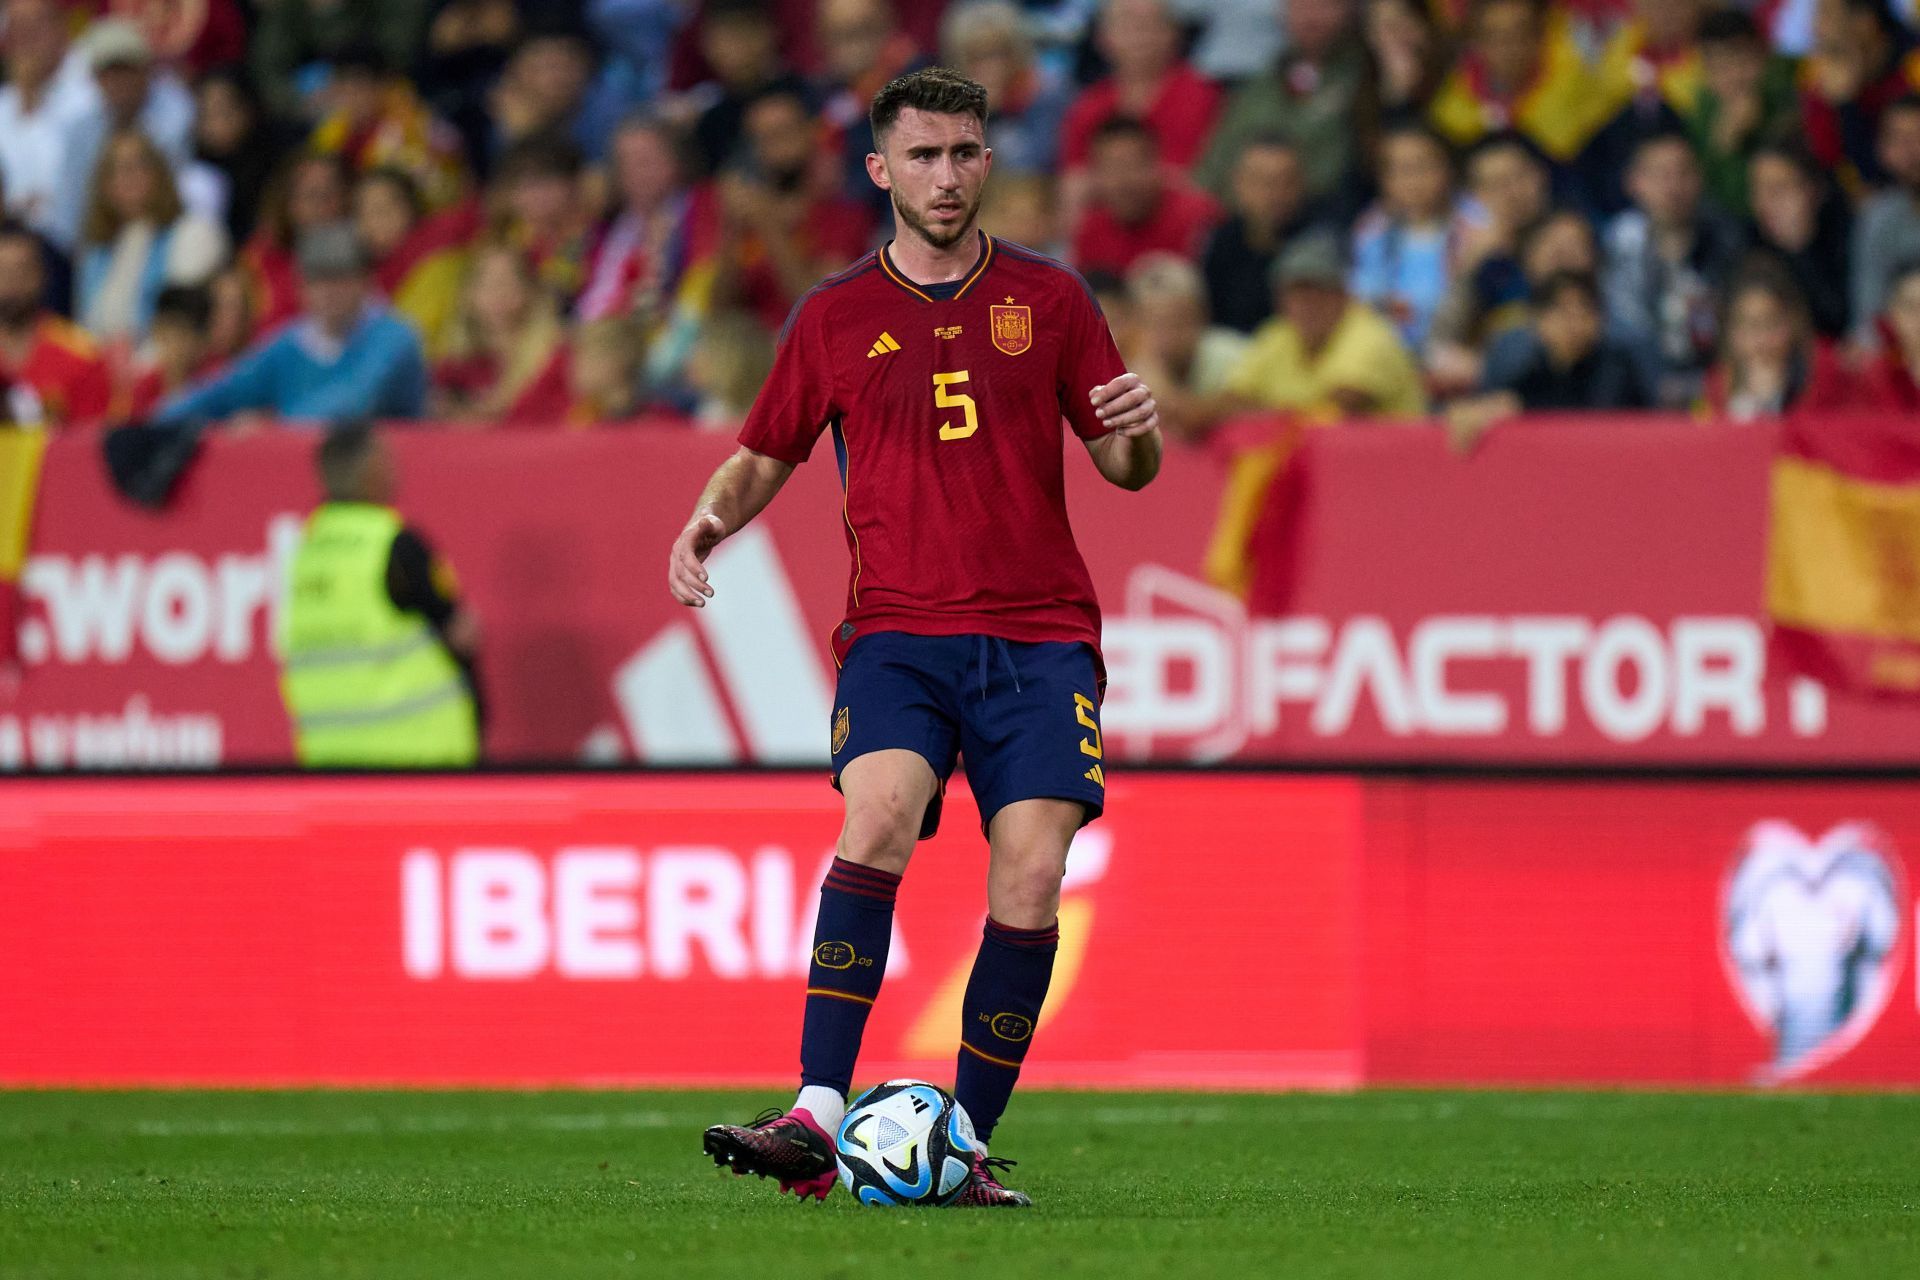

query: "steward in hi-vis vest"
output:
279 422 481 766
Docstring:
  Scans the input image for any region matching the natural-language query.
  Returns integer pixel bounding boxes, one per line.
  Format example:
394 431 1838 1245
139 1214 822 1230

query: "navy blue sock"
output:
952 917 1058 1142
798 857 900 1095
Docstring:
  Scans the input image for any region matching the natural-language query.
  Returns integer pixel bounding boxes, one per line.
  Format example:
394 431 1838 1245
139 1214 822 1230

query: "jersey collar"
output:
877 230 995 303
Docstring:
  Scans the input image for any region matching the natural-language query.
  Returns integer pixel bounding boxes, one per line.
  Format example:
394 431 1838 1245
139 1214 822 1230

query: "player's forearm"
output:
688 447 794 537
1096 427 1162 491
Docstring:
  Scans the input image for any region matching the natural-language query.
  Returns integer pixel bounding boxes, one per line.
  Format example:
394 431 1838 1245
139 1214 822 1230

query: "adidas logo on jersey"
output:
866 332 901 358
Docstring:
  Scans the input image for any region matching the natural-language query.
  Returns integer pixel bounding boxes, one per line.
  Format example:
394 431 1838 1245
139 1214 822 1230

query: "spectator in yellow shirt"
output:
1428 0 1608 163
1210 232 1429 424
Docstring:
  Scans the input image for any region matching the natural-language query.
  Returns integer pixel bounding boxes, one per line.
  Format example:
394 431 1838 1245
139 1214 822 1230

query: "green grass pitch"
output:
2 1088 1917 1279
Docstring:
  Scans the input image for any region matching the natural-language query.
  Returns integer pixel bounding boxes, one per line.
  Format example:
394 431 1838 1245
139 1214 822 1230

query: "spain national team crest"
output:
990 303 1032 355
832 706 851 754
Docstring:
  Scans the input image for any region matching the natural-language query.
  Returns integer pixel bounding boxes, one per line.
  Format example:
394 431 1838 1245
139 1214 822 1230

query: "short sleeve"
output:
738 295 837 464
1056 275 1128 441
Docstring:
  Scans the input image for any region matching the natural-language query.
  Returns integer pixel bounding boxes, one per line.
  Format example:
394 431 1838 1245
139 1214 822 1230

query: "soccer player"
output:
672 68 1162 1208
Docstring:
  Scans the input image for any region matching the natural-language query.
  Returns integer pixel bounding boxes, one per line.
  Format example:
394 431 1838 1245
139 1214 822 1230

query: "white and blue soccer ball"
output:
834 1079 979 1207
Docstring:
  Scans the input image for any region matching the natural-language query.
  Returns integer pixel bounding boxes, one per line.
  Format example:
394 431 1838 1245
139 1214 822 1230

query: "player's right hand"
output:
668 512 726 606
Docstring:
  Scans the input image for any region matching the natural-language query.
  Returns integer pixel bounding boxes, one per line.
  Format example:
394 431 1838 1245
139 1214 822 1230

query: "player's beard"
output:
893 185 982 251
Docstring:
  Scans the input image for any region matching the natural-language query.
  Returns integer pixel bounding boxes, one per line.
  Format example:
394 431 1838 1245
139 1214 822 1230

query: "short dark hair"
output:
0 217 39 253
1697 9 1762 45
153 284 212 330
1090 115 1157 152
1750 139 1823 185
358 166 423 219
1378 120 1455 165
495 131 585 183
1532 269 1600 311
1628 128 1696 168
1888 256 1920 299
1882 92 1920 129
869 67 988 145
1465 129 1548 174
317 420 379 500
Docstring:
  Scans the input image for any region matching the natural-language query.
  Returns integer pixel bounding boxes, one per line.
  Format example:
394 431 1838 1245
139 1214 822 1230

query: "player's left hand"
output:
1090 373 1160 438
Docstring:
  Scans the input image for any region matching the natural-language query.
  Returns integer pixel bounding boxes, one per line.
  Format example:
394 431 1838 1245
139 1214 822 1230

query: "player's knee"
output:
837 800 920 874
990 844 1068 928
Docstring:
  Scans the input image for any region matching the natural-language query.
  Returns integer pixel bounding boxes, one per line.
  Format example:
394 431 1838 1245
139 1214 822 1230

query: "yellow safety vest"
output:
279 502 479 767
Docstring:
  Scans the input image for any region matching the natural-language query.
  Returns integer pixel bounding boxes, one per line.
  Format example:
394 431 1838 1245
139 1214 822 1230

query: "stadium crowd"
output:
6 0 1920 443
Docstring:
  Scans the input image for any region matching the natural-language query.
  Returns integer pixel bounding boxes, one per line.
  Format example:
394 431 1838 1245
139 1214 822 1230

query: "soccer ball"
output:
834 1079 979 1207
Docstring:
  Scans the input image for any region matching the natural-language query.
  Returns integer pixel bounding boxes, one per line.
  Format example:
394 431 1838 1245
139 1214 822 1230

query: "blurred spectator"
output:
1363 0 1448 117
1429 0 1606 164
1202 136 1320 334
1702 261 1855 420
1428 133 1552 366
684 307 774 427
190 67 304 248
1060 0 1221 175
1199 0 1369 202
1172 0 1287 82
1686 11 1801 219
124 284 219 419
1083 269 1137 360
942 1 1071 176
1450 271 1654 449
567 315 644 422
419 0 523 167
52 20 197 250
250 0 436 121
431 242 570 421
75 131 230 344
1122 252 1249 441
1851 95 1920 342
243 152 356 331
357 168 480 357
1214 231 1428 423
309 45 469 212
1746 143 1852 340
1433 206 1608 394
1602 131 1742 407
1071 117 1218 276
1596 0 1705 121
979 173 1062 256
712 87 875 330
489 134 594 306
108 0 248 78
0 165 74 318
1799 0 1920 190
817 0 929 210
1854 257 1920 409
488 24 627 162
206 264 258 366
1348 123 1464 354
688 0 811 176
0 0 100 243
579 116 717 326
0 219 112 427
584 0 689 124
155 223 428 427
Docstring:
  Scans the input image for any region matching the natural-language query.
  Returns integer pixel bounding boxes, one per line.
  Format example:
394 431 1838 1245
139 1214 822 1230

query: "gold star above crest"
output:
1004 296 1015 303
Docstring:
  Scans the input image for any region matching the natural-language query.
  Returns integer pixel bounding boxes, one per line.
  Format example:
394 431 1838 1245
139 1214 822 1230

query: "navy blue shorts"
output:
828 632 1107 839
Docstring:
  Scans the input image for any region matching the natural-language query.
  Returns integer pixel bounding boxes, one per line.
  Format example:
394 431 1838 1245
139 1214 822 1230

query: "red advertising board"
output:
0 774 1364 1088
5 419 1919 770
4 773 1917 1088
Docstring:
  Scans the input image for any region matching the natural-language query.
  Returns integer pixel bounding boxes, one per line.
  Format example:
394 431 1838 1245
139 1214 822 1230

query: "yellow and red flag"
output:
1767 412 1920 696
0 427 48 670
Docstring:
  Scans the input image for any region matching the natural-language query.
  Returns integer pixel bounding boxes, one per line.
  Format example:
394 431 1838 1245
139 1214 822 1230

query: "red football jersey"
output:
738 232 1127 665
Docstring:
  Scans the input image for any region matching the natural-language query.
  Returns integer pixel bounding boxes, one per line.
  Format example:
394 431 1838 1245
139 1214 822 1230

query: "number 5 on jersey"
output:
934 371 979 441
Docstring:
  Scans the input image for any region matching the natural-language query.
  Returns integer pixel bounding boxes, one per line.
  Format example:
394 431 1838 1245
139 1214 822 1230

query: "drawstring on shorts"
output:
975 636 1022 700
